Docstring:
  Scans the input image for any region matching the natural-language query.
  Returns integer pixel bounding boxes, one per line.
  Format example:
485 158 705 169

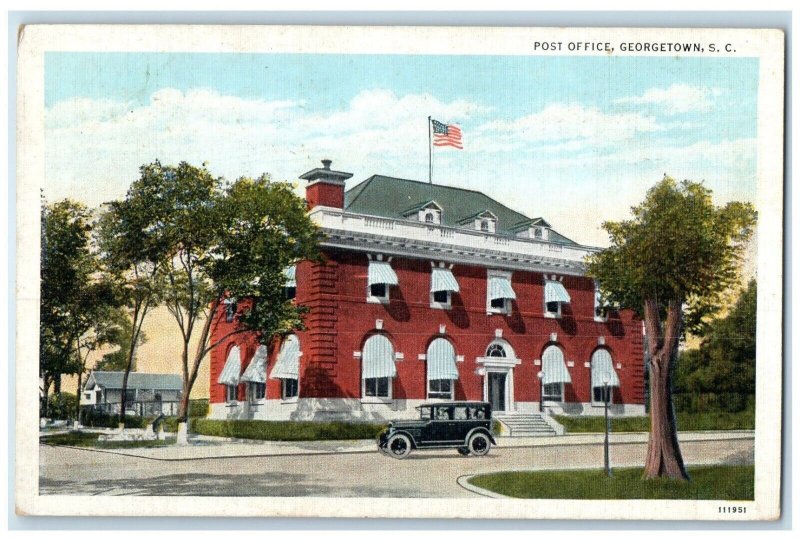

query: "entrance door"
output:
488 372 507 413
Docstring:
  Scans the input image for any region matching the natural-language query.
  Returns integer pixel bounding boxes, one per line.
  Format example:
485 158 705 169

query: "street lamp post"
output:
603 376 612 477
537 371 544 413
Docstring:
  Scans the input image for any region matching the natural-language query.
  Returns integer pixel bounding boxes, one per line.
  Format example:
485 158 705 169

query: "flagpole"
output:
428 116 432 184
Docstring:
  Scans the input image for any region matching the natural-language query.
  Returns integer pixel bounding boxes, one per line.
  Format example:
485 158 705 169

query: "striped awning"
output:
283 265 297 288
488 275 516 301
431 267 460 293
544 280 571 303
368 260 398 286
217 346 241 386
542 346 571 385
362 335 397 379
427 338 459 380
270 335 300 380
241 345 268 383
591 349 620 387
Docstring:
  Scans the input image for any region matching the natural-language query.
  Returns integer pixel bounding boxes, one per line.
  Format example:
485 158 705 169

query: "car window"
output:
453 407 468 420
418 407 433 420
435 407 451 420
473 407 486 419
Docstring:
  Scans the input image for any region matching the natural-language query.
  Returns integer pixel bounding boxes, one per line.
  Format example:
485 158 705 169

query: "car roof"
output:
416 401 490 409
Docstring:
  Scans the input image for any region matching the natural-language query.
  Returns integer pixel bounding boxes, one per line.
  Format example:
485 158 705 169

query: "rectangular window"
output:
369 283 388 301
225 302 236 323
284 286 297 301
428 379 453 399
248 382 266 403
593 386 613 404
225 385 238 402
545 300 562 318
282 378 299 400
594 280 609 322
543 382 563 402
124 389 136 403
430 289 452 309
363 377 391 398
487 270 514 314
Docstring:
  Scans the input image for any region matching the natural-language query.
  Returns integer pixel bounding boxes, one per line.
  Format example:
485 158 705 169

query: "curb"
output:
456 475 510 499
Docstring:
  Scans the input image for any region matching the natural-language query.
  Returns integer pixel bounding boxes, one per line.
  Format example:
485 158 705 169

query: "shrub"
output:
188 399 209 418
79 409 151 429
45 393 79 420
190 419 387 441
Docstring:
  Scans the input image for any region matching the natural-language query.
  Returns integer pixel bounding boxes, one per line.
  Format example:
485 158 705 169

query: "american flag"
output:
431 119 463 149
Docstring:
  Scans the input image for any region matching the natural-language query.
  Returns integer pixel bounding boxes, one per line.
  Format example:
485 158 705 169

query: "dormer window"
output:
425 212 435 223
480 220 489 232
470 210 497 233
533 227 543 239
404 200 443 224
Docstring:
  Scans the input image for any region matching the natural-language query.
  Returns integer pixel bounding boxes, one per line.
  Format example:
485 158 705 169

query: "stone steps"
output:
495 414 560 437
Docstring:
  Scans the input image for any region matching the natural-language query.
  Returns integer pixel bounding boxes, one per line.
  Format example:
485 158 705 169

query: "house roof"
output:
343 175 578 245
85 371 183 391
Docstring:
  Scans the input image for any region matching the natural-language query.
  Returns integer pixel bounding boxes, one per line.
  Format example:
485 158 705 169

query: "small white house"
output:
81 370 183 416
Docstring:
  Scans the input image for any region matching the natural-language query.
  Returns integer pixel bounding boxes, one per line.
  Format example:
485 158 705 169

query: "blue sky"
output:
44 52 759 246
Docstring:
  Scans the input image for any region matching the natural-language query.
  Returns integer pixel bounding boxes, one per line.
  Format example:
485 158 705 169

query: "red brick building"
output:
209 160 646 422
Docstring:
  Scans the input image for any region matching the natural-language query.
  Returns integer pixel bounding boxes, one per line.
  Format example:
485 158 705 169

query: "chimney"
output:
299 159 353 211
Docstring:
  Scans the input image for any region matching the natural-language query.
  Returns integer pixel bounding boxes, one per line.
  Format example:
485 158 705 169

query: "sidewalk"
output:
41 429 754 462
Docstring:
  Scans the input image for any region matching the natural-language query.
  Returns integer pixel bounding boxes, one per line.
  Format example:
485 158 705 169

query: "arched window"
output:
425 212 435 223
590 349 620 404
427 338 459 399
269 335 300 400
361 334 396 399
486 343 506 358
541 345 570 402
480 219 490 232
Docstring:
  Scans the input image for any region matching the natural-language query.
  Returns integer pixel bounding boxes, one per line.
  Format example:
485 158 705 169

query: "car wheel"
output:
457 447 470 456
468 433 491 456
386 433 412 459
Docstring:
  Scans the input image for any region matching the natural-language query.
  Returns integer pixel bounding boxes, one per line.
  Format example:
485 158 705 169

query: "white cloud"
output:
44 88 488 206
472 103 662 153
44 87 755 249
614 83 722 115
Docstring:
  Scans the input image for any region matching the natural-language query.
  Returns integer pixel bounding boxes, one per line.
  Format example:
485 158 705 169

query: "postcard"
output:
16 24 784 520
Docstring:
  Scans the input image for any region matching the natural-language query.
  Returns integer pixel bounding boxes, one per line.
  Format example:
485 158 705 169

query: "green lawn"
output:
470 465 754 500
554 411 754 433
41 431 174 449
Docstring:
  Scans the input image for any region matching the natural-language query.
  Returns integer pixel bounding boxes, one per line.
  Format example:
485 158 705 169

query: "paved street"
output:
39 434 754 497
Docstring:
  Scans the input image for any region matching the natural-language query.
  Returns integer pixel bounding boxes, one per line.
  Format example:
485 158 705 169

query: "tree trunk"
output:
642 298 689 481
76 371 83 420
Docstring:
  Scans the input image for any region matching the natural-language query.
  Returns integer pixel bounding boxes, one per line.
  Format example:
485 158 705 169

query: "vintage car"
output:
377 401 496 459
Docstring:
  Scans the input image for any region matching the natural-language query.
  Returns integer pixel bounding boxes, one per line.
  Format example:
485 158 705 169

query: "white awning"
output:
544 280 571 303
427 338 459 380
270 335 300 380
542 346 572 385
431 267 460 293
217 346 242 386
362 335 397 379
488 275 516 301
591 349 620 387
283 265 297 288
241 345 268 383
368 260 398 286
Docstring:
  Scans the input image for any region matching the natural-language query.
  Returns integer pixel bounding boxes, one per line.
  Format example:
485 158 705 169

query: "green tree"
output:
675 280 757 411
587 177 756 480
94 312 148 372
40 199 119 417
102 162 321 437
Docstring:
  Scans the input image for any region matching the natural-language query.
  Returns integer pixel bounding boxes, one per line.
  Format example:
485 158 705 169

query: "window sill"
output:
366 296 390 305
281 397 299 405
543 312 561 319
594 316 609 323
430 302 452 310
360 397 393 405
225 401 240 407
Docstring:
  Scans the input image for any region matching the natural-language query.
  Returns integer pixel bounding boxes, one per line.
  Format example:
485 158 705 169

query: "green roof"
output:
86 371 183 391
344 175 578 245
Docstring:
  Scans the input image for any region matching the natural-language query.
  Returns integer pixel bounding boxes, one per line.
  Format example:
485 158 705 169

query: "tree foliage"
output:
40 199 119 415
675 280 757 403
588 177 756 333
586 176 756 480
101 161 321 424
